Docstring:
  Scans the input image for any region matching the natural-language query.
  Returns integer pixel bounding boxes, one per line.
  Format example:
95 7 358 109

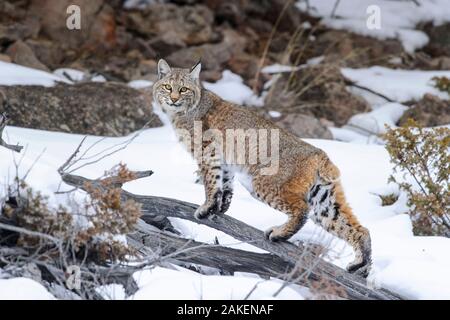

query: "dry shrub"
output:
432 76 450 95
384 119 450 236
1 163 141 262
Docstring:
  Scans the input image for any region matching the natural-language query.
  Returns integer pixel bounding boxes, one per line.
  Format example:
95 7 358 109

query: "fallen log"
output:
60 171 404 300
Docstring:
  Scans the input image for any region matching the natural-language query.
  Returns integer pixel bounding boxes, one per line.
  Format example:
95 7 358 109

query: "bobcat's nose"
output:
170 93 180 104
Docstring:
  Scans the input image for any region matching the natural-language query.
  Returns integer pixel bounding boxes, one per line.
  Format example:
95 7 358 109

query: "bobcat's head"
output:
153 59 202 116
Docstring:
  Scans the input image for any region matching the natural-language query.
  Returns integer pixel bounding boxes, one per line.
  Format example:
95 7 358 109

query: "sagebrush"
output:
384 120 449 237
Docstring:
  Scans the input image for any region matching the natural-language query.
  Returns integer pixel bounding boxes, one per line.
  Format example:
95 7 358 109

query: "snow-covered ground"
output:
0 59 449 300
297 0 450 53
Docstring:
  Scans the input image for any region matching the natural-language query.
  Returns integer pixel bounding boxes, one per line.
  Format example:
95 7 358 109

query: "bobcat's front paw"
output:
219 190 233 214
264 225 289 242
194 192 222 219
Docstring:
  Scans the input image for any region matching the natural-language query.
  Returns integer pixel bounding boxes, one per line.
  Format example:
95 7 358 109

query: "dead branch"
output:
60 170 404 300
129 220 295 279
344 79 395 103
0 113 23 153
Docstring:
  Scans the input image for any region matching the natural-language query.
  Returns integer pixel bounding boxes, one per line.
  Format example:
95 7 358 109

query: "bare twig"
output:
345 79 395 102
0 113 23 153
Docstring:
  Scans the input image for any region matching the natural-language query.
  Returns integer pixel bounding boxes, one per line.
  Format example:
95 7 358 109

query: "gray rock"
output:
398 93 450 127
275 114 333 139
0 82 162 136
5 40 49 72
265 64 370 126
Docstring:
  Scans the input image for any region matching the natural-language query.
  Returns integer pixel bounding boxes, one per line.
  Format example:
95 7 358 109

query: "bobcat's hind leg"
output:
253 174 312 242
264 209 308 242
309 179 372 278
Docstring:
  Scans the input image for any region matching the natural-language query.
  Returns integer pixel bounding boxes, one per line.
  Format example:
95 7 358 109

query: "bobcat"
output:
153 59 372 277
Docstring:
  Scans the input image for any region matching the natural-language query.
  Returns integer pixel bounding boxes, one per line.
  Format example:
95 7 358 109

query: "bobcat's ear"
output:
190 61 202 81
158 59 171 79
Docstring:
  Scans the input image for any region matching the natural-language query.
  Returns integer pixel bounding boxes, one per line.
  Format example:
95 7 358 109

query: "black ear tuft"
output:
190 60 201 72
189 60 202 80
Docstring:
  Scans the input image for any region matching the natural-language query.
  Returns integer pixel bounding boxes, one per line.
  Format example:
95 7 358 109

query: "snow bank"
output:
0 278 55 300
297 0 450 52
204 70 264 106
131 266 306 299
1 124 450 299
0 61 70 86
342 66 450 102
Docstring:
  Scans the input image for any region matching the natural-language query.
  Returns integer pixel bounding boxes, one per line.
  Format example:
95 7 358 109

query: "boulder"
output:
275 113 333 139
29 0 116 51
423 22 450 57
0 82 162 136
265 64 370 126
5 40 49 71
123 3 216 54
398 93 450 127
25 39 64 70
165 29 246 74
309 30 405 68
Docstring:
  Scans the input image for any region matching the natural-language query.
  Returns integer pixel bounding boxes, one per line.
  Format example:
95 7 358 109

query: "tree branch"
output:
60 170 404 300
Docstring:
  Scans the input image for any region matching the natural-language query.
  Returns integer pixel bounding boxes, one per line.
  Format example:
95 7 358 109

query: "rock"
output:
0 19 40 44
398 93 450 127
275 114 333 139
205 0 302 33
411 53 450 71
25 39 64 70
124 3 216 54
308 30 405 68
5 40 49 71
166 29 246 72
265 64 370 126
0 53 11 63
85 4 117 51
227 52 259 84
0 82 162 136
29 0 116 51
423 22 450 57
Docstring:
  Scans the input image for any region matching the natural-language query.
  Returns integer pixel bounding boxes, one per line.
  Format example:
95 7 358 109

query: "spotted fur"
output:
153 59 372 277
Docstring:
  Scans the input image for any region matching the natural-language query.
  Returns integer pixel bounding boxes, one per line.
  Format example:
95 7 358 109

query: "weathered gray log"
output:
129 220 295 279
61 171 404 300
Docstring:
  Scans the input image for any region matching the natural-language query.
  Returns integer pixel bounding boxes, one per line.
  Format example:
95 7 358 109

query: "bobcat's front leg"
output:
194 159 224 220
219 169 234 214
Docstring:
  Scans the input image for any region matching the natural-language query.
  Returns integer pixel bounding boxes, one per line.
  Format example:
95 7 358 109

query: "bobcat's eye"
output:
180 87 188 93
164 84 172 91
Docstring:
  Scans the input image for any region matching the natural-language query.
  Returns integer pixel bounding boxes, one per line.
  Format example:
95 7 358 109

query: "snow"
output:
53 68 106 83
297 0 450 52
131 266 306 300
261 64 300 74
127 79 154 89
1 123 449 299
0 61 70 86
0 61 449 300
342 66 450 102
0 278 55 300
203 70 264 106
331 103 408 143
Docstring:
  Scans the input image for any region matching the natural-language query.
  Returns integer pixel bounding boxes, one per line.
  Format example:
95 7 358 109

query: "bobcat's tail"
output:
307 157 372 277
